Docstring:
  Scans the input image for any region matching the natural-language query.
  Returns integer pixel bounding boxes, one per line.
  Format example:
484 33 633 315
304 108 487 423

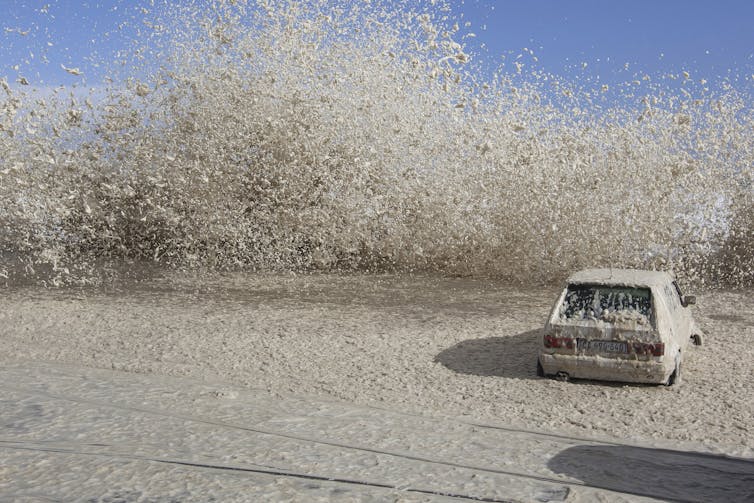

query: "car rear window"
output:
560 284 653 325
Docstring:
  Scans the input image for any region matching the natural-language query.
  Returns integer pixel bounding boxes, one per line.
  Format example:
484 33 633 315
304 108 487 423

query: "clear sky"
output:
452 0 754 87
2 0 753 92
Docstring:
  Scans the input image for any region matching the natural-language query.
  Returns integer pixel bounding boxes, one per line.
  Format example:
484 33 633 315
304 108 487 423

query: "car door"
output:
660 282 686 351
672 280 694 339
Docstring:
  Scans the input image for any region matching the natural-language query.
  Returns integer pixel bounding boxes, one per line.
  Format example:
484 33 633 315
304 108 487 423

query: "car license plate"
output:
577 339 628 354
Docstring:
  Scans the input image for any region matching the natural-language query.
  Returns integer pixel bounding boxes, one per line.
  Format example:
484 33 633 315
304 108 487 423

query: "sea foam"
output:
1 0 752 287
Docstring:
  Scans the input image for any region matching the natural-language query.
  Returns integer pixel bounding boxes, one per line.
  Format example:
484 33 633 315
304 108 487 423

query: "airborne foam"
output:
0 0 752 287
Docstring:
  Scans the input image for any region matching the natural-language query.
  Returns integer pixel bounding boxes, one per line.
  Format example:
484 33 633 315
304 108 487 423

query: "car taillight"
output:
632 342 665 356
543 334 574 349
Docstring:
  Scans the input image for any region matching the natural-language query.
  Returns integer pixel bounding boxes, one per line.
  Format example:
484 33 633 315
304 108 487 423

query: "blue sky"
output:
2 0 753 92
452 0 754 87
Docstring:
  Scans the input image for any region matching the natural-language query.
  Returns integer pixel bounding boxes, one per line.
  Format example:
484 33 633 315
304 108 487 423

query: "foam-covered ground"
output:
2 274 752 456
3 361 753 502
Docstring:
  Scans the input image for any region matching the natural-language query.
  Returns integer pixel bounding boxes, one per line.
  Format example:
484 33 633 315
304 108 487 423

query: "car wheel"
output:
666 355 682 386
691 333 703 346
536 359 545 378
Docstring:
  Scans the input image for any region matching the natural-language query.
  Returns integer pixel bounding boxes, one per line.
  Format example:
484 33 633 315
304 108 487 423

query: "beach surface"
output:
1 273 753 501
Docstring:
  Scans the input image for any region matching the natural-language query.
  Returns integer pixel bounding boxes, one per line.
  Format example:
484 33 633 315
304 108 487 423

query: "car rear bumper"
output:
539 352 673 384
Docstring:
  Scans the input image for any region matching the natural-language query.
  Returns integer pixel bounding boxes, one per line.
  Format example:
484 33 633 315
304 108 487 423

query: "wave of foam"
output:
1 0 752 287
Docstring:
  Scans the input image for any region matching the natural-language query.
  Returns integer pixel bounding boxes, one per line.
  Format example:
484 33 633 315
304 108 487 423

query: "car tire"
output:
666 356 682 386
536 359 545 378
692 333 703 346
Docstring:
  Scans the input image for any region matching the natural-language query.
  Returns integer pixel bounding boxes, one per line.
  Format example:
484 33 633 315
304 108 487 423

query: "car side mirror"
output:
682 295 696 307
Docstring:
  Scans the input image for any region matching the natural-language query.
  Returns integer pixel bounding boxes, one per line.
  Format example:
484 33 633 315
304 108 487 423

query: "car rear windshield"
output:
559 284 653 325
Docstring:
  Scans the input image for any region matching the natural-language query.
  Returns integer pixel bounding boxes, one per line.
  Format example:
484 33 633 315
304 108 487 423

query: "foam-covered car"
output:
537 268 703 385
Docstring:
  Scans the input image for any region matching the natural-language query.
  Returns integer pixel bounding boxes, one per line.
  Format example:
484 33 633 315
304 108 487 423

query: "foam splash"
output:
1 0 752 287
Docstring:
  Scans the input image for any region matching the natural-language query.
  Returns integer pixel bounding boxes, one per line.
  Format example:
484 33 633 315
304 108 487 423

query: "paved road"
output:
1 363 752 502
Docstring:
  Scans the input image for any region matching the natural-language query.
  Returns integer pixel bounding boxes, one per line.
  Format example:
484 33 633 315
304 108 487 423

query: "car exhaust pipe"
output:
555 371 570 382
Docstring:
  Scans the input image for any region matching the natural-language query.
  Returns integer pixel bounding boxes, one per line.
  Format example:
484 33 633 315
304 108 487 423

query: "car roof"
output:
566 268 673 289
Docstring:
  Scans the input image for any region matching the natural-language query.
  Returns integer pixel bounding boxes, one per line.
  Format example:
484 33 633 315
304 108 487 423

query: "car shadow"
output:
549 444 754 502
434 329 542 379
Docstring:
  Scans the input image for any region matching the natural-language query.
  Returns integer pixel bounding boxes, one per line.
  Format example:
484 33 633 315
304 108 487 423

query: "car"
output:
537 268 703 385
